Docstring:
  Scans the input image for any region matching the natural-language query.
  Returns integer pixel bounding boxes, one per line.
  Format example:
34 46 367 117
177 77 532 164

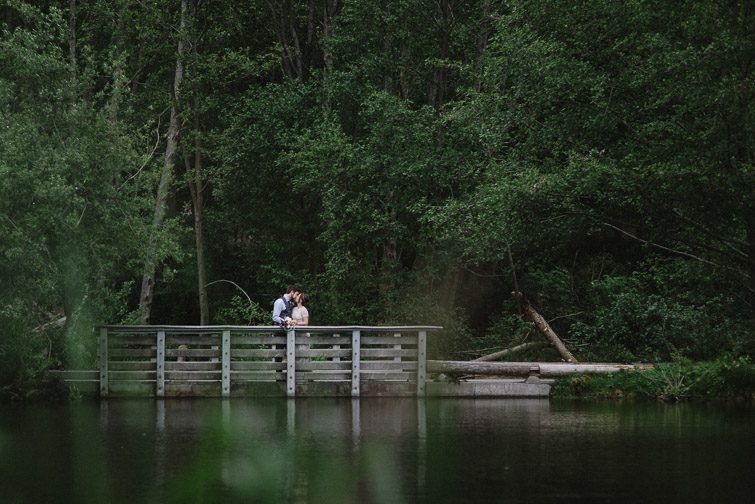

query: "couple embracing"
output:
272 284 309 328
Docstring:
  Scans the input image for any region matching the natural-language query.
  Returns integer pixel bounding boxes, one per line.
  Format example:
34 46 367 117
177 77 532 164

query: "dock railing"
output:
93 325 441 398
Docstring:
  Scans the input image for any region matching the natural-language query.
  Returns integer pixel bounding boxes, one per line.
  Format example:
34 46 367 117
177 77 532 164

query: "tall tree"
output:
139 0 188 324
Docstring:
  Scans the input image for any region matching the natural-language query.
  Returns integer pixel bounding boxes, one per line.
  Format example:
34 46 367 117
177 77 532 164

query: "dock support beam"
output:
286 328 296 397
156 330 165 397
99 327 108 398
222 330 231 397
417 330 427 396
351 329 360 397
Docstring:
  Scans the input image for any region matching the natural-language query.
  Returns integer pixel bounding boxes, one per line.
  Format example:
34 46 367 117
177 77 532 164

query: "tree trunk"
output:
266 0 303 80
746 208 755 312
379 190 398 299
107 0 129 123
322 0 339 111
523 302 578 362
429 0 452 107
189 42 209 325
68 0 77 99
138 0 187 324
189 149 209 325
429 360 644 377
381 0 393 93
474 1 491 93
473 341 547 362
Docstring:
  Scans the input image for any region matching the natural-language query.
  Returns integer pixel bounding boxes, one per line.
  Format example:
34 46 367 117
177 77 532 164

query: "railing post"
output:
286 328 296 397
333 333 340 362
417 330 427 396
351 329 361 397
156 330 165 398
222 330 231 397
99 327 109 398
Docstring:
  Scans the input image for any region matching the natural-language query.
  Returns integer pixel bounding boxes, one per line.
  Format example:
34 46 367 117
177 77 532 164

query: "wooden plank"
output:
300 335 350 345
165 348 220 358
286 328 296 397
165 335 221 345
108 335 156 346
360 335 417 345
109 382 155 395
166 362 221 371
231 349 286 358
95 361 222 372
108 361 155 371
294 361 352 371
156 330 165 397
361 372 416 381
294 349 351 358
230 370 283 377
296 373 351 382
222 330 230 397
360 348 417 358
109 348 156 358
166 371 222 381
105 325 291 333
232 335 286 345
351 329 360 397
232 373 286 383
362 361 417 371
110 371 157 380
417 330 427 396
301 325 442 332
99 327 108 398
231 361 286 371
103 325 442 332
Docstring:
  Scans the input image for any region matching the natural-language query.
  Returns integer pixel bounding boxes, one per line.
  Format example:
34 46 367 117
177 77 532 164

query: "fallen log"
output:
537 362 645 377
523 302 577 363
430 361 536 377
428 360 647 378
473 341 547 362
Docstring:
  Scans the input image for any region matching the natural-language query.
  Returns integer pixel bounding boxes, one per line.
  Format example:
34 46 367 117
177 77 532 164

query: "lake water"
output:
0 398 752 503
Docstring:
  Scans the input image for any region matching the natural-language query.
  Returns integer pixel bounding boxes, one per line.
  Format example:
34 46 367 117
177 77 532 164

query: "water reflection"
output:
0 399 752 503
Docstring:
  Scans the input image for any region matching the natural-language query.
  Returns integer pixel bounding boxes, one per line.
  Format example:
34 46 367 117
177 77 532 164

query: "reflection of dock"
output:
48 325 637 398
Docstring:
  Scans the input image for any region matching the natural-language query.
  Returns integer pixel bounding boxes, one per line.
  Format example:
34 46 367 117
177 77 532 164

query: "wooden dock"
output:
51 325 441 398
48 325 644 398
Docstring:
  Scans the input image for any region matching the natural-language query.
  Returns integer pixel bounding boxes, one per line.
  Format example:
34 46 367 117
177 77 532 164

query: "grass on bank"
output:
552 356 755 401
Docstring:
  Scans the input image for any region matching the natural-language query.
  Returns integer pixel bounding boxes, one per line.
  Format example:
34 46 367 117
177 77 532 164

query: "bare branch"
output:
205 279 256 325
672 208 749 254
120 107 170 189
601 221 722 268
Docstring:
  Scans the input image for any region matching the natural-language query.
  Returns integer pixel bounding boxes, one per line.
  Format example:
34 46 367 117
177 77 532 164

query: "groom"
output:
272 284 298 327
271 285 298 376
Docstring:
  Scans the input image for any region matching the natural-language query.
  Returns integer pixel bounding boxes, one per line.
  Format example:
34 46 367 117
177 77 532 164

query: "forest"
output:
1 0 753 385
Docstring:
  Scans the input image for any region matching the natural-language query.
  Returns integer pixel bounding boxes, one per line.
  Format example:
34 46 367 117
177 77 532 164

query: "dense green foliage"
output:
552 356 755 401
1 0 753 384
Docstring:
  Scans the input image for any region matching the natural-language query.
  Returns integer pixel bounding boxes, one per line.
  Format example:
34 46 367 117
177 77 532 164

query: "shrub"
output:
552 356 755 401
